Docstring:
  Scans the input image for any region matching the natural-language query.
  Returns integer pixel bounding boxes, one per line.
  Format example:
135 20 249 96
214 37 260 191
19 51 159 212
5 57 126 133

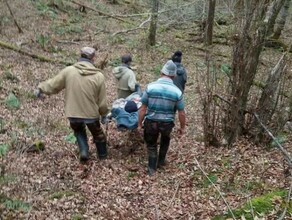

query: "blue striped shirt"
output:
141 77 184 122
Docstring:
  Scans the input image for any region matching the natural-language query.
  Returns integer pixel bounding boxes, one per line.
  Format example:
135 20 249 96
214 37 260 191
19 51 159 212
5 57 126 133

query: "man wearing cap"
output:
35 46 109 162
112 54 138 98
138 60 186 176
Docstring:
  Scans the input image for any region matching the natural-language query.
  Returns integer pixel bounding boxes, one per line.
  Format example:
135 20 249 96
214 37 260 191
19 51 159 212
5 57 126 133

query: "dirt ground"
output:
0 1 291 219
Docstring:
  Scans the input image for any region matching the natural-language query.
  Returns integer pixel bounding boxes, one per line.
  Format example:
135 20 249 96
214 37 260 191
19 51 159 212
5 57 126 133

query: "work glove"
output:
135 84 142 96
34 88 42 98
100 116 108 125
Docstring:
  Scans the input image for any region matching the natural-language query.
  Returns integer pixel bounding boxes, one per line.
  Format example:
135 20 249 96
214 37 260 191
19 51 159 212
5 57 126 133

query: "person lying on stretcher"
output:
107 92 142 130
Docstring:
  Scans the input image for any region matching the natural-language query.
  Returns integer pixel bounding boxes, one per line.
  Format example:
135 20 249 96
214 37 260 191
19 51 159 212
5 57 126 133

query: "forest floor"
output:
0 0 291 219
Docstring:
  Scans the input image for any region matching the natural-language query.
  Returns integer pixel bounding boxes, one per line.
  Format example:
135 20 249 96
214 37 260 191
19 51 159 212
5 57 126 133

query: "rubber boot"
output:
147 156 157 176
157 147 168 168
95 142 107 159
157 137 170 168
75 132 89 162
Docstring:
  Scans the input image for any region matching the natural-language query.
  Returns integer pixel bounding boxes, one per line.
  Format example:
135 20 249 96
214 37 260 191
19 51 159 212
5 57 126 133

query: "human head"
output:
80 47 96 60
171 50 182 63
121 54 132 65
161 60 177 78
124 100 138 113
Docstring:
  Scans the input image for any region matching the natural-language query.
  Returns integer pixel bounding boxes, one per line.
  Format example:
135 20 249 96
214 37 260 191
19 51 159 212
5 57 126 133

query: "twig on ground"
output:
56 40 80 45
0 40 73 66
166 180 181 210
155 204 160 220
4 0 23 33
112 15 151 36
194 157 236 220
277 180 292 220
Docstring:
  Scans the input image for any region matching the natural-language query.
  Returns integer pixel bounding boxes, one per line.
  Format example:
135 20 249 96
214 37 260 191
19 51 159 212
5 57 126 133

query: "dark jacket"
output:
173 62 187 93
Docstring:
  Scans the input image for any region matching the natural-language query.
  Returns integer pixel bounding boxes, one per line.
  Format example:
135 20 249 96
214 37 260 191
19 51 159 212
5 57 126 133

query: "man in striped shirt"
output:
138 60 186 176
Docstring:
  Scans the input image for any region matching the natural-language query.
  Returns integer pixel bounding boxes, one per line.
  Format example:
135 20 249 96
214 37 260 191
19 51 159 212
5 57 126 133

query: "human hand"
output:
177 128 185 137
34 88 43 98
101 116 108 124
137 126 143 136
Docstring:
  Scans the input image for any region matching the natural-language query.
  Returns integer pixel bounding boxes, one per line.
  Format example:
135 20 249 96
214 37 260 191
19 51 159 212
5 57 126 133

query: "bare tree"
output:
223 0 287 146
148 0 159 46
266 0 286 36
252 53 287 142
205 0 216 45
272 0 291 39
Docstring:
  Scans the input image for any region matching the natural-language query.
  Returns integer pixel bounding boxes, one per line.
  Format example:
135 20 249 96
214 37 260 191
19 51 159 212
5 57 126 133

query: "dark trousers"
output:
143 119 174 158
70 120 106 143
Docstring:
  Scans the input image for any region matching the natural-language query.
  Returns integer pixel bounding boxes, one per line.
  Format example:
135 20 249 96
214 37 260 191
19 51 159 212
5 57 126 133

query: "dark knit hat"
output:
121 54 132 64
172 50 182 63
124 100 138 113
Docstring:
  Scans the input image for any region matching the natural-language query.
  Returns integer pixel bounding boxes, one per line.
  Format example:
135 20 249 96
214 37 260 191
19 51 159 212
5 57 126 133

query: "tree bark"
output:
272 0 291 39
266 0 286 36
256 53 287 125
205 0 216 46
147 0 159 46
224 0 273 146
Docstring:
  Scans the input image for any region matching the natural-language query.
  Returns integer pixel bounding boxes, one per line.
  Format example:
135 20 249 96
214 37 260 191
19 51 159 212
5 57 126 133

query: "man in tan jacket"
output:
35 47 109 162
112 54 138 98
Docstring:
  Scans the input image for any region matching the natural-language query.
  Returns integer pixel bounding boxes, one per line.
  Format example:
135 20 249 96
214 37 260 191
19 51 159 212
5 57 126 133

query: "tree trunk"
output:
224 1 274 146
147 0 159 46
253 53 287 141
266 0 286 36
205 0 216 46
272 0 291 39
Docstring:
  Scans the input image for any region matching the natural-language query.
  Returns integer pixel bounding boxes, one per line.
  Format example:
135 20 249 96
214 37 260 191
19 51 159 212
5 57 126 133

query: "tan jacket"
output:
112 65 137 92
38 61 108 119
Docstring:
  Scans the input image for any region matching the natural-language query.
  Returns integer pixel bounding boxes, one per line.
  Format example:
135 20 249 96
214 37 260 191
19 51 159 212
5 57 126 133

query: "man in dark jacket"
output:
138 60 186 176
35 47 109 162
171 51 187 93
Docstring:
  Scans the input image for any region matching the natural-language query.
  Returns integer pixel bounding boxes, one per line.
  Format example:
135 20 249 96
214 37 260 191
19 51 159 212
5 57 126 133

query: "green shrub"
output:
5 92 20 109
213 189 292 220
2 198 31 211
65 133 77 144
0 144 32 212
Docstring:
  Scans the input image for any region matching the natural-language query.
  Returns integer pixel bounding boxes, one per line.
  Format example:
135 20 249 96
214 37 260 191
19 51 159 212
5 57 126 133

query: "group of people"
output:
35 46 187 176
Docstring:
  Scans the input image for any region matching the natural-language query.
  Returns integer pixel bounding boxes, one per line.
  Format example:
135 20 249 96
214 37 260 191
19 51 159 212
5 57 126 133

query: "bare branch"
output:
4 0 23 33
254 113 292 167
112 27 146 37
194 157 236 220
70 0 132 24
112 16 151 37
277 180 292 220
